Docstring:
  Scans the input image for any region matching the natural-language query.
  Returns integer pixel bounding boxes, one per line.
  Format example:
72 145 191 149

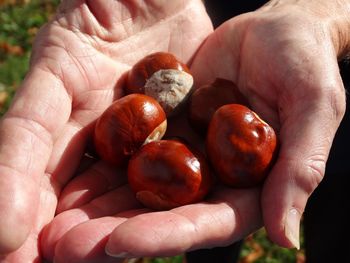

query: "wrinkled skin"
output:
0 0 347 262
190 0 348 248
0 0 215 261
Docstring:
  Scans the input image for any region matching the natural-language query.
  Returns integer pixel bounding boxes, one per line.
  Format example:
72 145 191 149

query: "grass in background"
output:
0 0 59 114
239 228 305 263
0 1 304 262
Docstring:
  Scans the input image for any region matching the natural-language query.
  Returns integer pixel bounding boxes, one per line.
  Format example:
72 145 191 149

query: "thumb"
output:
0 66 70 253
262 61 346 249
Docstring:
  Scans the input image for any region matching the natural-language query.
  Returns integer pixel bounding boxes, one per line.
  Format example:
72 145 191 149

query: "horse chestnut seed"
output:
126 52 194 116
206 104 277 188
189 78 249 134
94 94 167 166
128 140 212 210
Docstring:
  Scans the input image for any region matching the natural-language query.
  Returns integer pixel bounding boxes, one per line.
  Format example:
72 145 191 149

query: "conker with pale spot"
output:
94 94 167 167
126 52 194 116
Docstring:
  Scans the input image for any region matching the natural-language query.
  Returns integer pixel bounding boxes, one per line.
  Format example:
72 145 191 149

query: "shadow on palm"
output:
38 2 266 262
26 0 257 262
42 84 263 262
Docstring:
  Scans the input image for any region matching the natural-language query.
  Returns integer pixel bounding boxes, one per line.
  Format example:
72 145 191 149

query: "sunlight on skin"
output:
1 0 349 262
0 0 213 261
190 1 347 249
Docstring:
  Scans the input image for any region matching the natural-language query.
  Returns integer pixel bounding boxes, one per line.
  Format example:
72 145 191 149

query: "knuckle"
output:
295 159 325 197
327 87 346 122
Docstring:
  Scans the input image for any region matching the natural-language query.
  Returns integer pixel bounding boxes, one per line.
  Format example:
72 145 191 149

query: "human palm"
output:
1 1 347 262
36 2 263 261
41 4 346 262
191 4 346 248
0 0 236 262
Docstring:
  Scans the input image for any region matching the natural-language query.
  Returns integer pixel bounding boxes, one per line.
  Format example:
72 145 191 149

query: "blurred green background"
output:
0 1 304 262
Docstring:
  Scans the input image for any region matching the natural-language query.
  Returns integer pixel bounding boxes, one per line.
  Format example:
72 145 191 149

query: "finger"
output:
54 217 126 263
57 161 127 213
0 66 71 253
262 57 346 249
41 185 141 261
105 187 262 258
53 210 147 263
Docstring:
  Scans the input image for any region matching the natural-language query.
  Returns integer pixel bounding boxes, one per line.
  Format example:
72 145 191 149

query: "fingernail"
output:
285 208 301 249
105 249 131 258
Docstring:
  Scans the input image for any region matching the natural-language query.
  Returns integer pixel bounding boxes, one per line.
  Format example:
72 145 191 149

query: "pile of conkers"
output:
93 52 278 210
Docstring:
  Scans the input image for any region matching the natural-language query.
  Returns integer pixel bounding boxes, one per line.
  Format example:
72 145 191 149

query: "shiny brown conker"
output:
128 140 212 210
206 104 277 188
93 94 167 166
126 52 194 116
189 78 249 134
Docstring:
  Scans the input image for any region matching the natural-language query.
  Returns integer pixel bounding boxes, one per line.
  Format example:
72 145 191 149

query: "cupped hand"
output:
190 0 348 249
2 0 347 261
0 0 217 261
